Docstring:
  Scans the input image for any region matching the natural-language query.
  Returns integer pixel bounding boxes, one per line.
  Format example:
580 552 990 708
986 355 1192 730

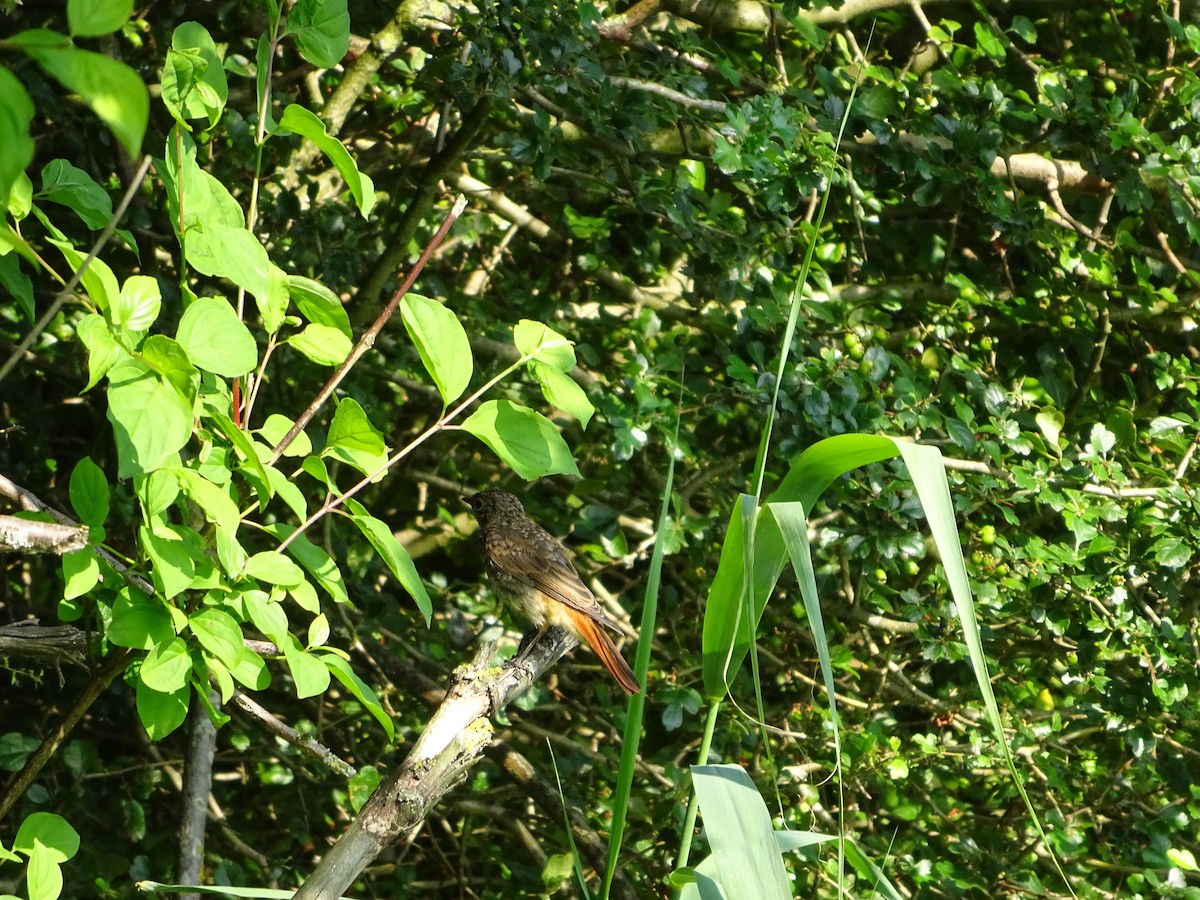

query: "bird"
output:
463 488 641 695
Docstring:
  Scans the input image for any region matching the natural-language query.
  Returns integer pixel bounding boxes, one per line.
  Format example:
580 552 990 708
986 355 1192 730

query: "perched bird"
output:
464 489 641 695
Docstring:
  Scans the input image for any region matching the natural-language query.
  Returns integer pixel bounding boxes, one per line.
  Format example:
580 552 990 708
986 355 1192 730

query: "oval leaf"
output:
461 400 580 479
514 319 575 372
176 296 257 376
400 294 472 405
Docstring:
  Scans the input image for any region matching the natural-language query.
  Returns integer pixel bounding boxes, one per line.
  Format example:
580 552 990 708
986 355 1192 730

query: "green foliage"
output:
0 812 80 900
3 0 1200 897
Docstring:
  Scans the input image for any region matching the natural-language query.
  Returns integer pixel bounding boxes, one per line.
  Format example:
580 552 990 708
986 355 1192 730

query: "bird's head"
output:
463 488 526 527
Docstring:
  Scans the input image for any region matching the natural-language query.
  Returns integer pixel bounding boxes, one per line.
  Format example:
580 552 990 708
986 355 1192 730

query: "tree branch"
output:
0 515 88 555
293 627 620 899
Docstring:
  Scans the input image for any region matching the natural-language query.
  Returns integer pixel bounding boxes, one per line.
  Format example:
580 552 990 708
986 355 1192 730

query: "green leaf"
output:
286 323 352 366
399 293 472 405
136 468 180 519
323 653 395 740
183 220 285 327
689 765 791 900
346 499 433 624
157 127 243 235
300 456 334 491
307 614 330 648
114 275 162 331
189 607 244 669
161 21 228 129
210 411 272 501
68 0 132 37
256 263 291 335
108 589 175 650
243 551 305 587
258 413 313 458
253 34 278 135
231 646 270 690
327 397 385 455
69 456 109 529
0 252 34 321
49 237 119 313
140 636 192 691
206 653 236 704
1152 535 1192 569
38 159 114 229
348 766 381 814
514 319 576 371
141 335 200 405
264 465 308 519
139 524 197 599
974 21 1005 60
1036 407 1064 447
61 549 100 601
13 812 79 866
703 436 902 698
12 29 148 156
215 524 248 576
1168 847 1199 872
288 275 351 337
25 834 66 898
531 361 593 427
244 591 290 648
277 104 374 216
284 637 330 698
461 400 581 479
107 358 193 477
77 314 121 391
176 296 257 377
7 170 33 220
136 680 190 740
263 524 350 605
1010 15 1036 43
0 70 35 211
172 467 241 532
323 444 388 482
285 0 351 69
13 811 78 900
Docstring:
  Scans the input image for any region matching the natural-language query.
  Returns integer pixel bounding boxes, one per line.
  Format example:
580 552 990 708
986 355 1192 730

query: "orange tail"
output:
571 613 641 695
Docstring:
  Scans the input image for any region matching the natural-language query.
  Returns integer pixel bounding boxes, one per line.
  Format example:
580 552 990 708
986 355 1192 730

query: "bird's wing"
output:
486 534 620 632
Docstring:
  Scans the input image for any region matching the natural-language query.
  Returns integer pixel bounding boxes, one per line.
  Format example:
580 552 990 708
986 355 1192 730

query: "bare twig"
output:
267 195 468 465
0 472 155 596
232 690 356 777
664 0 955 31
0 620 89 670
608 75 727 112
0 515 88 555
941 456 1169 499
358 97 493 305
1065 306 1112 422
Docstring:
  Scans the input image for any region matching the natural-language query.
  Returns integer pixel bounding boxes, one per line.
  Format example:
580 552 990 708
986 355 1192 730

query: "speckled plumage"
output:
465 489 640 695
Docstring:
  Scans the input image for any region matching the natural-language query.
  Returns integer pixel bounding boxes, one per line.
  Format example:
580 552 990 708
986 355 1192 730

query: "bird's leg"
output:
506 625 555 682
513 626 545 661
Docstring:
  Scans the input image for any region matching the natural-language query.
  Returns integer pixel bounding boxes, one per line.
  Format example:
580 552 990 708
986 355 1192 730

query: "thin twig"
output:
940 457 1169 499
607 75 727 112
267 195 468 466
232 690 356 777
1066 306 1111 422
